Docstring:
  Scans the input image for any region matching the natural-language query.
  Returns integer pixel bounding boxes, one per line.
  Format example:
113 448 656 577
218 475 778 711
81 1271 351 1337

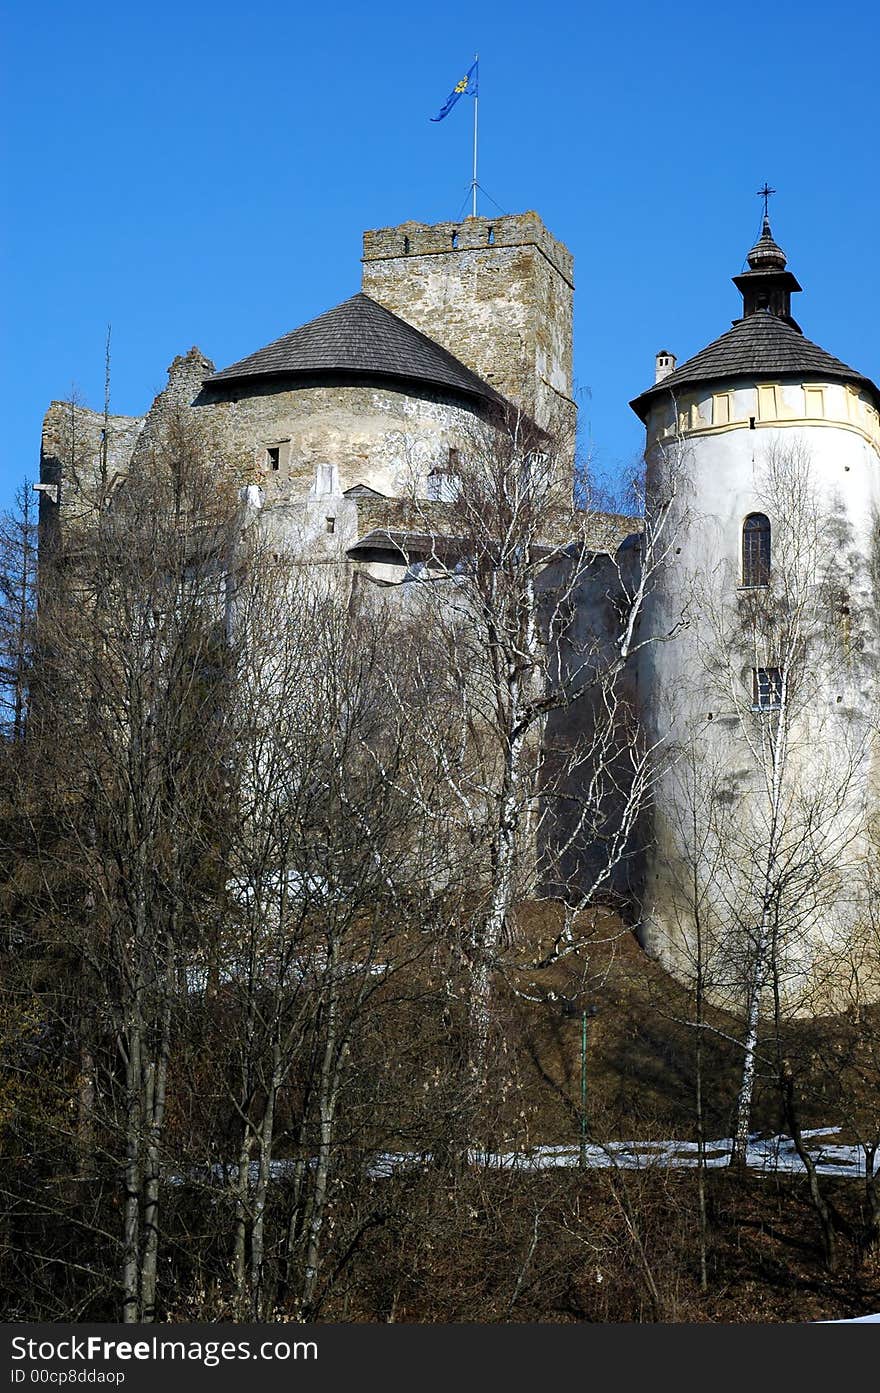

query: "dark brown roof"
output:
744 216 788 272
631 311 880 421
346 498 639 561
206 293 501 404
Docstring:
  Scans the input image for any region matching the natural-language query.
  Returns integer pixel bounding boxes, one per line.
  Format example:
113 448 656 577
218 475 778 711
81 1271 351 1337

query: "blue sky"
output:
2 0 879 508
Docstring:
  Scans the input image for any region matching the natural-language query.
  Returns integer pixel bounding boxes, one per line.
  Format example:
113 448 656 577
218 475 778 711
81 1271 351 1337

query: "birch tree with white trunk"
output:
387 405 681 1115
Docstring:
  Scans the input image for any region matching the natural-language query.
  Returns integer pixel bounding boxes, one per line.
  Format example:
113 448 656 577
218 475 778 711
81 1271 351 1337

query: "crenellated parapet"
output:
362 212 575 452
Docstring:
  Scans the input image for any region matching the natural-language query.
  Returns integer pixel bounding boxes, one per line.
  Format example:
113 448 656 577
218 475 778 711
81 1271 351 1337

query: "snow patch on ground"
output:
820 1313 880 1322
172 1126 878 1187
367 1127 878 1180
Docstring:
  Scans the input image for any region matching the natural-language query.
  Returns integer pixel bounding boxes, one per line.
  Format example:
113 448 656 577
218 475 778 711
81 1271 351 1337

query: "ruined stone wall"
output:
40 400 145 536
130 346 217 472
361 213 575 449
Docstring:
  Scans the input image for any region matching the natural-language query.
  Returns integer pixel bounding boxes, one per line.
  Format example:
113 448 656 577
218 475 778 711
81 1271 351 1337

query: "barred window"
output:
753 667 782 710
742 513 771 586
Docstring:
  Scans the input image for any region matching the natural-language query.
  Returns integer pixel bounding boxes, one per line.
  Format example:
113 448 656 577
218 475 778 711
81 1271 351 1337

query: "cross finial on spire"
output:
757 182 776 221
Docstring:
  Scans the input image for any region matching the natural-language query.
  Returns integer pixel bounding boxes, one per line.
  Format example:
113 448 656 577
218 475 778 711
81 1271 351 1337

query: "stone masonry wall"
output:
361 213 575 450
192 378 487 504
40 401 145 532
130 346 216 472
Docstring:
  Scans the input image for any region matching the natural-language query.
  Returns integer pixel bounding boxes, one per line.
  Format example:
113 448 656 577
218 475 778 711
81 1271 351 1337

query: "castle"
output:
39 212 581 595
38 207 880 1008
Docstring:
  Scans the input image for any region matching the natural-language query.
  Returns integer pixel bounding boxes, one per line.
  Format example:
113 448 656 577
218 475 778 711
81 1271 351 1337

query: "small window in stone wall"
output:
326 517 336 534
262 440 291 473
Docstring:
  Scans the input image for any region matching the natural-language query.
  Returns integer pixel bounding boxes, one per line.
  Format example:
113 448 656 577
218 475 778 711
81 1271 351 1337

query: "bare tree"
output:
28 403 240 1320
172 518 465 1318
383 405 680 1125
0 480 38 743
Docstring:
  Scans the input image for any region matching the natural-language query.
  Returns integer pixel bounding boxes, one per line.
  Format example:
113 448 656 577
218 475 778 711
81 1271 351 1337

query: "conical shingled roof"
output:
631 312 879 422
206 292 501 404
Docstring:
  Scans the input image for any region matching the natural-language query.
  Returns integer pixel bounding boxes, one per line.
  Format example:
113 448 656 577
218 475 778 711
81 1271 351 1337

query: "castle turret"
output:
630 213 880 1012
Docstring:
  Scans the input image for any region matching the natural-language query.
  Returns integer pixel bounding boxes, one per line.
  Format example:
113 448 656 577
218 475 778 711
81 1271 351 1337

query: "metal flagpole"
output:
472 54 479 217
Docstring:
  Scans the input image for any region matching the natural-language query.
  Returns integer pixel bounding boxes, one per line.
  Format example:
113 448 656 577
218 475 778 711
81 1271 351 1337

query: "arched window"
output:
742 513 771 587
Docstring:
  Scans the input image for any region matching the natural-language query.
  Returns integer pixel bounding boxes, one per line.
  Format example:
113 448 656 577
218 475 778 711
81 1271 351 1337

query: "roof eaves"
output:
630 316 880 421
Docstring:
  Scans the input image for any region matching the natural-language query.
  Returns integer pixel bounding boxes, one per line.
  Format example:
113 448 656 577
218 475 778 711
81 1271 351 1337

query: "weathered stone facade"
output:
195 378 489 503
39 401 145 546
362 213 576 452
40 210 577 589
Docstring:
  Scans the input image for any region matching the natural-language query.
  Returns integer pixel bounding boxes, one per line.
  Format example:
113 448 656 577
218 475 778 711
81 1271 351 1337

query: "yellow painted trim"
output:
651 380 880 451
656 416 880 450
803 385 826 418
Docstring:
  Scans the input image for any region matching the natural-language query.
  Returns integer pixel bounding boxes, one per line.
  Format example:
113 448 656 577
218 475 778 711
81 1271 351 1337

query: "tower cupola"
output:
732 213 802 330
745 215 787 271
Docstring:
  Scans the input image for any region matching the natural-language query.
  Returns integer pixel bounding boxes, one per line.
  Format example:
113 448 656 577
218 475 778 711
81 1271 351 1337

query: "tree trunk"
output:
730 917 768 1168
139 936 173 1322
121 1011 143 1323
249 1057 280 1319
780 1060 836 1271
300 969 345 1319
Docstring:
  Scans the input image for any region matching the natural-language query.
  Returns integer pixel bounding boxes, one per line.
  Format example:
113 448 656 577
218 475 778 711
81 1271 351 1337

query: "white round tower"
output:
630 214 880 1012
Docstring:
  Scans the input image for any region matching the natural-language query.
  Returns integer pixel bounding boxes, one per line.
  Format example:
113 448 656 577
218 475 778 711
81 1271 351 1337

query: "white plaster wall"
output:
637 394 880 1010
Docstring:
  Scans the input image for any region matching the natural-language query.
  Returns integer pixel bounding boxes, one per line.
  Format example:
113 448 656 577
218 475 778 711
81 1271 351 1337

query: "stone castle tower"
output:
361 213 575 446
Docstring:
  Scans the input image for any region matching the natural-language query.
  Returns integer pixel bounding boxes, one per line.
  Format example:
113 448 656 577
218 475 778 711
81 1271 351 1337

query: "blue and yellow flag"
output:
430 60 478 122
